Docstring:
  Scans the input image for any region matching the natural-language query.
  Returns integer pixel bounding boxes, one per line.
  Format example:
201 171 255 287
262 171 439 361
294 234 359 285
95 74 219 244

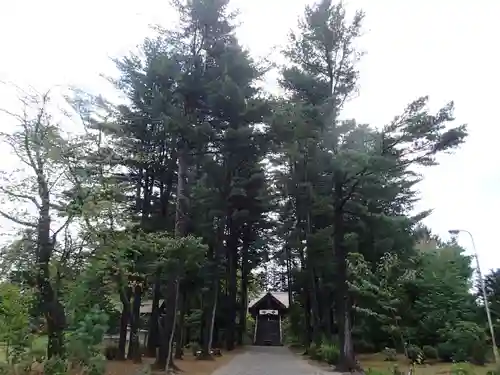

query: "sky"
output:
0 0 499 271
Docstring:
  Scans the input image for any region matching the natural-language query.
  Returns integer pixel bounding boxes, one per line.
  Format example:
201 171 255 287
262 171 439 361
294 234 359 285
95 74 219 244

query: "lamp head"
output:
448 229 460 236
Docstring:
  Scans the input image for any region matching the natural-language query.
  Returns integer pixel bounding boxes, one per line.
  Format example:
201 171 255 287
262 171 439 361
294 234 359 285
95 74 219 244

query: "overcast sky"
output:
1 0 499 271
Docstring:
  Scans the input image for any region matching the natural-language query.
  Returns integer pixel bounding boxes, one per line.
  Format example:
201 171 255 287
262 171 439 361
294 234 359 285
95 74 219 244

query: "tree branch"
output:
0 186 40 208
0 209 37 228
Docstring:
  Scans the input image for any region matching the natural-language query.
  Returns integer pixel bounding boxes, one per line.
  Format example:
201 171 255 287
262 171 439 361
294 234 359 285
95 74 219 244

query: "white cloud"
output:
0 0 498 271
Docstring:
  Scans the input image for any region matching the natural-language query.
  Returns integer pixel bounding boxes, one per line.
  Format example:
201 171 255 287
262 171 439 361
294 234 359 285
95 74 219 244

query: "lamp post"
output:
448 229 499 364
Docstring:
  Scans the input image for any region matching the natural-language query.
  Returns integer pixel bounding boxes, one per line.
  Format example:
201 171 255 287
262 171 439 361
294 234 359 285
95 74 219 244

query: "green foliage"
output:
450 362 477 375
65 266 117 333
382 347 397 362
422 345 438 360
66 306 108 375
440 321 488 364
319 343 339 365
185 309 203 343
43 356 68 375
365 369 390 375
308 342 321 360
437 341 455 362
0 283 33 363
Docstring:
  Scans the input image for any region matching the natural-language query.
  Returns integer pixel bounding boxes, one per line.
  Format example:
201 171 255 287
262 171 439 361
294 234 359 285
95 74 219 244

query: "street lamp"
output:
448 229 499 364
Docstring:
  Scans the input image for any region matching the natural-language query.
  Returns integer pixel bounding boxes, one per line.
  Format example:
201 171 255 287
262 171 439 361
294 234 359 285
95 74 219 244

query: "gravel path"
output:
211 346 340 375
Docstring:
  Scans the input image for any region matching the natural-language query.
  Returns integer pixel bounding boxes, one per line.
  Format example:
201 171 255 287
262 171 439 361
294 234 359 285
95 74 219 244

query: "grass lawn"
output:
358 353 497 375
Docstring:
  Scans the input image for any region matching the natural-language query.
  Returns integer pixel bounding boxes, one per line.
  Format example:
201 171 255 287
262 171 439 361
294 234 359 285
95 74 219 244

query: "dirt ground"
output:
106 350 240 375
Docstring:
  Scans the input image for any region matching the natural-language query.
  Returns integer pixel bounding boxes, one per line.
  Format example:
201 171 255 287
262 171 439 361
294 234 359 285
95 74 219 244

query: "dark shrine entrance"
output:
248 292 289 346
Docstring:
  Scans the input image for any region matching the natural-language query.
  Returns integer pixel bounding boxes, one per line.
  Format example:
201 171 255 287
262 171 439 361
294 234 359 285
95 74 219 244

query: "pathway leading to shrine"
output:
210 346 341 375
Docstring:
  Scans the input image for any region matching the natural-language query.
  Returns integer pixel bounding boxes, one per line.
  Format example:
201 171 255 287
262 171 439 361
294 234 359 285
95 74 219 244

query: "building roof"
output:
248 291 290 309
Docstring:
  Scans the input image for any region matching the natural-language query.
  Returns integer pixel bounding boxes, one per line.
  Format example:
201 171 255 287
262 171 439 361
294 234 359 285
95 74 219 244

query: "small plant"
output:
366 368 391 375
44 356 68 375
450 362 477 375
392 364 404 375
85 354 107 375
319 343 339 365
308 342 321 360
422 345 438 360
383 347 397 361
66 306 109 374
406 345 423 364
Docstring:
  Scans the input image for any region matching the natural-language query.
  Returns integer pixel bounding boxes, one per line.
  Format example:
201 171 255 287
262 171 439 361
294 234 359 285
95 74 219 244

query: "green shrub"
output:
437 341 455 362
450 362 477 375
308 343 321 360
406 345 423 364
366 368 390 375
439 321 488 364
319 343 339 365
382 347 397 361
43 356 68 375
422 345 438 360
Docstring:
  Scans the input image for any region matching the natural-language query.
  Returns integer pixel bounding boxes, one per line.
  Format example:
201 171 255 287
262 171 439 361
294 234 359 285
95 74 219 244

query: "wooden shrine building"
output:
248 291 289 346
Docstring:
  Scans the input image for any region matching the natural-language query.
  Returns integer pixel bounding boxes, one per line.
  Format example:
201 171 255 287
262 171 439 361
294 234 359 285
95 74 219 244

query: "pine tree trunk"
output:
200 220 224 360
200 268 218 360
309 267 322 346
128 284 142 363
146 275 161 357
237 243 249 346
154 279 179 370
37 196 66 359
333 182 358 372
147 151 176 358
285 245 293 307
225 220 238 351
117 287 132 360
45 301 65 359
155 142 188 372
174 288 187 359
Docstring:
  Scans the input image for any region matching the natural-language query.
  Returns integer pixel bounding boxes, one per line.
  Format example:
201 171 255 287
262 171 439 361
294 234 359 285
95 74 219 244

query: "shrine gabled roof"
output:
248 291 289 309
